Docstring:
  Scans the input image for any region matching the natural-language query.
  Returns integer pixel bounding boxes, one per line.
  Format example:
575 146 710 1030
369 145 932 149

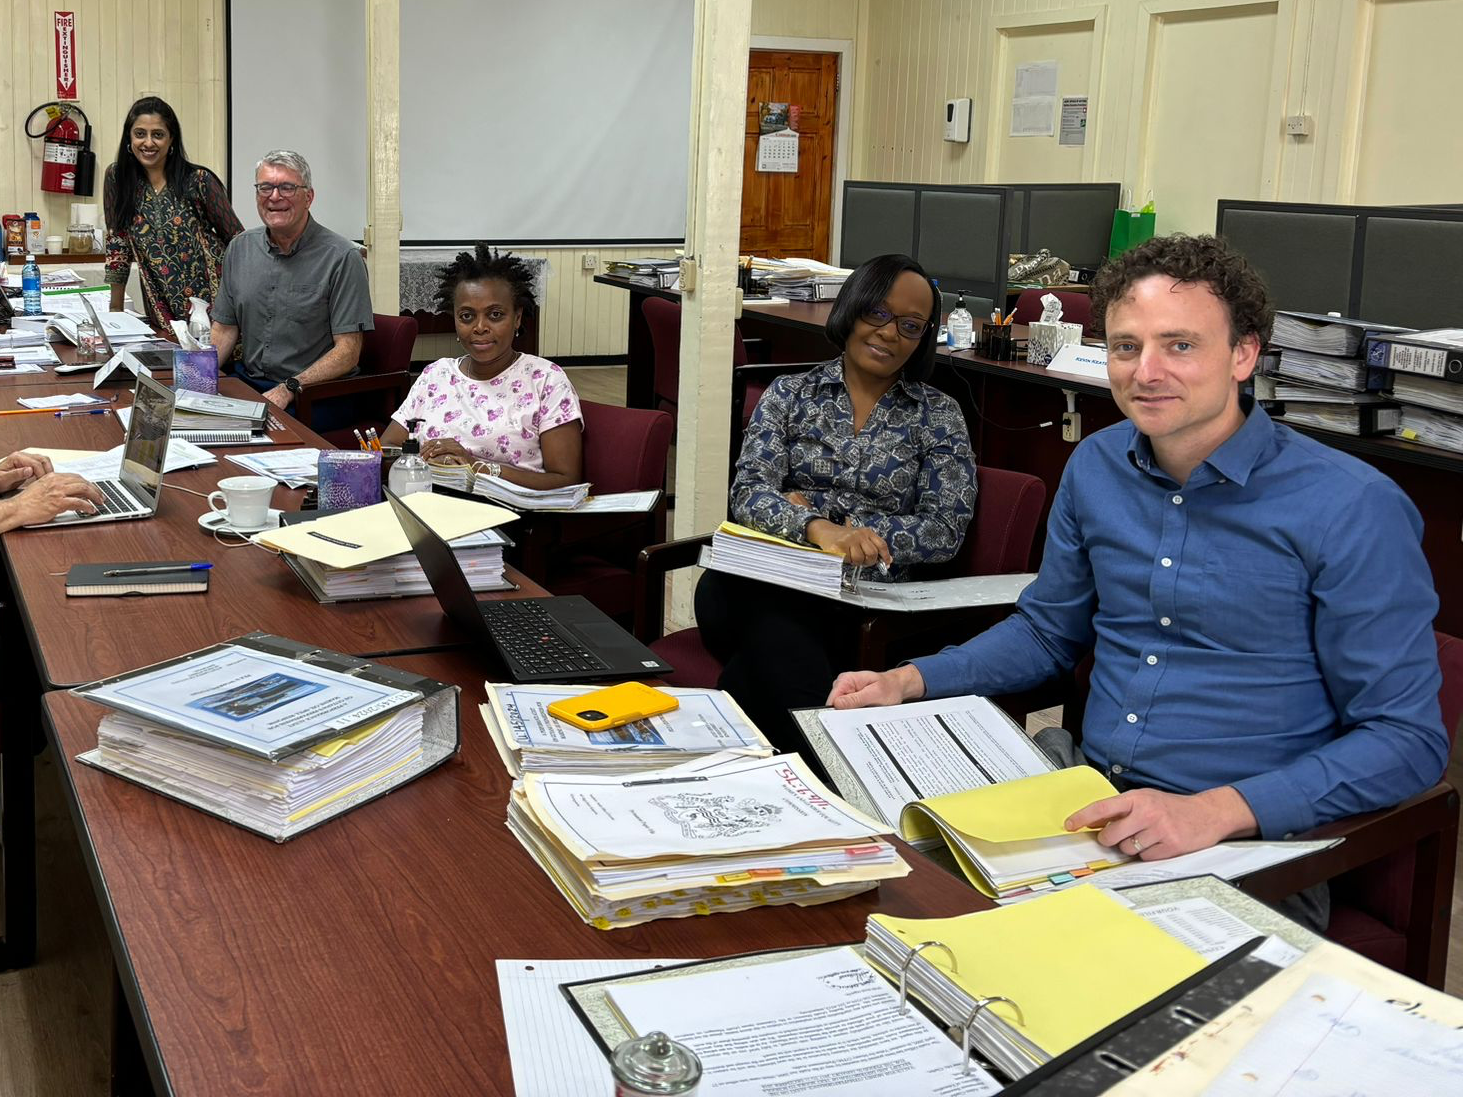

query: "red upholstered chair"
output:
294 313 418 448
537 400 675 623
633 465 1047 687
1010 288 1095 337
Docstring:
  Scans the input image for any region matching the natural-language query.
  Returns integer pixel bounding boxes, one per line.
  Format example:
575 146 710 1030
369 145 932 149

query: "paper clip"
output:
897 941 957 1015
961 996 1024 1075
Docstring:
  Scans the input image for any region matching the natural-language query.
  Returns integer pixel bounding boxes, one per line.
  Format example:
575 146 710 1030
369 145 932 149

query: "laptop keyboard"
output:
94 480 140 515
480 600 610 676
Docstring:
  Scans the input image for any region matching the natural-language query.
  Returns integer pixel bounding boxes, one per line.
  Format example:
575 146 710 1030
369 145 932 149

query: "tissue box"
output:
1027 321 1083 367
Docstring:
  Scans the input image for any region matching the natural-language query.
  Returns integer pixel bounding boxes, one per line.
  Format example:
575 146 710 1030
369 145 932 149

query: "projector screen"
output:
231 0 692 243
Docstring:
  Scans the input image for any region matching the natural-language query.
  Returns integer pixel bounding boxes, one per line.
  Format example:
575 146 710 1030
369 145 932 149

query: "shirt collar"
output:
1127 396 1275 486
263 216 316 257
819 356 921 402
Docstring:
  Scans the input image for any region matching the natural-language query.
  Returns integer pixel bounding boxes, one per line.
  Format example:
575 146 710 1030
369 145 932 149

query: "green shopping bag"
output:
1108 209 1157 258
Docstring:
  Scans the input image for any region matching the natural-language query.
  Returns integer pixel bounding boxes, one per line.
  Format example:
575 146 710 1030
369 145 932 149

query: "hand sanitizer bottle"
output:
948 293 974 351
388 420 433 496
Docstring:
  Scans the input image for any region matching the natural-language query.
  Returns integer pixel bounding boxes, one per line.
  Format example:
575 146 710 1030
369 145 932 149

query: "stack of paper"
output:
506 751 909 928
1389 371 1463 416
706 521 845 594
290 528 511 601
0 328 60 369
751 257 853 302
481 682 772 776
865 886 1208 1079
1399 405 1463 453
50 308 156 345
1270 311 1408 357
1273 348 1368 392
73 638 456 841
226 448 322 488
174 390 268 433
603 258 680 288
428 462 590 510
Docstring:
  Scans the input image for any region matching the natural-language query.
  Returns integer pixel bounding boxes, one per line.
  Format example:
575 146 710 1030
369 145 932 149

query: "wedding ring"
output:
1130 836 1143 854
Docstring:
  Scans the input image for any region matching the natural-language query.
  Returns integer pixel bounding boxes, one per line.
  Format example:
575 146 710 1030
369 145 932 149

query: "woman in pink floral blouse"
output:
382 246 583 488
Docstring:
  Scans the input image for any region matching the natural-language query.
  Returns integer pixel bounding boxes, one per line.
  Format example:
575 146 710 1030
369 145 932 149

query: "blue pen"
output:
54 407 109 418
101 563 214 577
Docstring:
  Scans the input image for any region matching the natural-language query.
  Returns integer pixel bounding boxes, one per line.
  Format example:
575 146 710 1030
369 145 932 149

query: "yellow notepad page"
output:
871 885 1207 1056
905 765 1120 843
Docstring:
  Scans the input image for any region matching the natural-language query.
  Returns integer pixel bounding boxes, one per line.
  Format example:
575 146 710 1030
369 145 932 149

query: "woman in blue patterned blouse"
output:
696 254 977 752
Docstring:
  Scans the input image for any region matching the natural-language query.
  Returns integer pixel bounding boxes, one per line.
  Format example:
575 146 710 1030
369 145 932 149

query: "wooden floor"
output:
3 363 1461 1093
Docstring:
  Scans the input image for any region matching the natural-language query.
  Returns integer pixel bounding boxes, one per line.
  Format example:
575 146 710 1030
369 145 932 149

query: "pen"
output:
102 563 214 577
620 775 710 787
55 407 109 417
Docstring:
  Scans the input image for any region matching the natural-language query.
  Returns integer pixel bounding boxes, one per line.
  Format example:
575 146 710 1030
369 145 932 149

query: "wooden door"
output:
741 50 838 262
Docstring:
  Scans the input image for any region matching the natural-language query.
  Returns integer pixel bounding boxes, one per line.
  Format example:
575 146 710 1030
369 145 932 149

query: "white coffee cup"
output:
207 475 276 530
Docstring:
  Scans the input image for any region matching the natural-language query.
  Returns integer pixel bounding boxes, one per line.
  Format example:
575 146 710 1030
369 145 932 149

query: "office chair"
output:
632 465 1047 685
1010 289 1095 337
294 313 418 448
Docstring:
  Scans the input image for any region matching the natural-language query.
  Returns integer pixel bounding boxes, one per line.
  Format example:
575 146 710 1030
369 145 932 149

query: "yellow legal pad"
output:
715 521 843 555
869 885 1208 1057
904 765 1121 844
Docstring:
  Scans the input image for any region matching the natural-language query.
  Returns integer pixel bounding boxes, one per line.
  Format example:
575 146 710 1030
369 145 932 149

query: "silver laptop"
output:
33 372 176 526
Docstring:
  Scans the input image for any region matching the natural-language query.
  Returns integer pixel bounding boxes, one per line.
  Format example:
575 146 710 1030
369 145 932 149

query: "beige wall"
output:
856 0 1463 236
0 0 229 240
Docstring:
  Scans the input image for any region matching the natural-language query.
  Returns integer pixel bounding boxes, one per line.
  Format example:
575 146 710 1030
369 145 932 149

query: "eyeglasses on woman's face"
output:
861 304 931 340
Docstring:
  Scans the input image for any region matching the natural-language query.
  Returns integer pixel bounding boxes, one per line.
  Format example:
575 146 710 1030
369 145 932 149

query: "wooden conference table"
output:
598 275 1463 636
43 653 988 1096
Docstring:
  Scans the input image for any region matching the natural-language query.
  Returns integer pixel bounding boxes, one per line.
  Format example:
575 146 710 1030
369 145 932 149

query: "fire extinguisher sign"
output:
55 11 78 100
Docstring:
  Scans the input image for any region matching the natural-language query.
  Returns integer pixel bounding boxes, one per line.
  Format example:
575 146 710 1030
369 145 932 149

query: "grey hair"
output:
255 149 313 188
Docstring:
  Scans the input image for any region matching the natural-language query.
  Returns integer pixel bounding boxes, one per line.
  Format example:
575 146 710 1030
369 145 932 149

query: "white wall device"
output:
945 98 972 143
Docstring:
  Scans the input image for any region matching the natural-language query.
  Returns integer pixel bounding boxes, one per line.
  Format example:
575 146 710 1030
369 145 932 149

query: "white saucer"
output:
198 508 283 535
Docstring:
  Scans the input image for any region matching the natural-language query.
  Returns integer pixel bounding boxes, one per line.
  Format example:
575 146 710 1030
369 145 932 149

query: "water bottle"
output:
948 293 974 351
387 422 433 497
21 255 43 315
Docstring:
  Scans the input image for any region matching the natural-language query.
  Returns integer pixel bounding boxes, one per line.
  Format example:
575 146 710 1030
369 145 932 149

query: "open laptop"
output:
32 372 176 526
385 488 673 683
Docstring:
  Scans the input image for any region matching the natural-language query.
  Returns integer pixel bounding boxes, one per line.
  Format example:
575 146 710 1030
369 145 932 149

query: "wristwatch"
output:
284 376 302 395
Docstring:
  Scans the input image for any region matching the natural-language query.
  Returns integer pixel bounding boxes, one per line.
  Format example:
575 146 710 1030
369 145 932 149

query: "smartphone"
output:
547 682 679 733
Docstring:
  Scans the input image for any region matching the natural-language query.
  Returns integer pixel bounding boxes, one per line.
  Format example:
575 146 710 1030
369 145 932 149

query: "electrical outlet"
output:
1284 114 1313 136
1062 411 1082 443
581 254 598 271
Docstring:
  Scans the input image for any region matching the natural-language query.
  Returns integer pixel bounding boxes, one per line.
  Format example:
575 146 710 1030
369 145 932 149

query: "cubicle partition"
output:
1216 200 1463 329
840 181 1009 319
1002 183 1121 270
840 180 1121 316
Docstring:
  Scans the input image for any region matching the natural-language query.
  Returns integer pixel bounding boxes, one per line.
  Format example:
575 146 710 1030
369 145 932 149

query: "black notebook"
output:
66 562 211 597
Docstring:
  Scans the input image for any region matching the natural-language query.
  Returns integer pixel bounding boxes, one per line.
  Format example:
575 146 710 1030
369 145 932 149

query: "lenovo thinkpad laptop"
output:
31 372 176 526
385 489 673 682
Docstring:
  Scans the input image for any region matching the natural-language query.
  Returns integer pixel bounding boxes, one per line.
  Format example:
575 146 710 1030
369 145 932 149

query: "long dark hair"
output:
825 253 941 382
105 97 197 233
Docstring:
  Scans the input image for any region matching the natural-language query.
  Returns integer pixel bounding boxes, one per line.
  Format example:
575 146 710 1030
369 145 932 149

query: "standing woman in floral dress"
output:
103 96 244 329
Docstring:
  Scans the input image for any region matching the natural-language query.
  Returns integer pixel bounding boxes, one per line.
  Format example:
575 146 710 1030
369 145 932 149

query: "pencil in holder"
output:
987 327 1016 361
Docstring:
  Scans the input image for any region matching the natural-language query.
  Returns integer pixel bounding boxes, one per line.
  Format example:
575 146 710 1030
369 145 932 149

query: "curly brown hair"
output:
1091 233 1273 346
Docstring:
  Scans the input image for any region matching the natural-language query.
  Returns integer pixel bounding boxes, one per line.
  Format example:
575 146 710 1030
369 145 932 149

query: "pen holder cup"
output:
987 327 1016 361
172 348 219 394
974 321 996 357
317 450 381 510
1025 321 1083 367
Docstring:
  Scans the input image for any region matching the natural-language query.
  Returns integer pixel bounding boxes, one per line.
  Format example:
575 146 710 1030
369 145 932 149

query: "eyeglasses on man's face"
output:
254 182 307 197
861 304 931 340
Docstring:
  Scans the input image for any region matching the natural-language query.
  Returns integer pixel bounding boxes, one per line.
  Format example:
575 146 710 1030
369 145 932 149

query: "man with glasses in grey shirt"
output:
210 149 373 419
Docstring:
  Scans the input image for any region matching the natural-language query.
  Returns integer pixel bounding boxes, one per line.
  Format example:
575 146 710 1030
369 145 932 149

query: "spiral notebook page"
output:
497 958 675 1097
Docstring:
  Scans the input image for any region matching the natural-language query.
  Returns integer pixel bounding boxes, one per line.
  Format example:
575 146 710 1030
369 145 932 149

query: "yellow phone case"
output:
546 682 679 732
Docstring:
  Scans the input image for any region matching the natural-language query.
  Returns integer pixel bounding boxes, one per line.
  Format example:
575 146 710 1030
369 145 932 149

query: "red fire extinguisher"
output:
25 102 95 196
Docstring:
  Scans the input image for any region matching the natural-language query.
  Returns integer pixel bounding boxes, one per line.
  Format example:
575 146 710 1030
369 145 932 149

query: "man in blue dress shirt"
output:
829 234 1447 909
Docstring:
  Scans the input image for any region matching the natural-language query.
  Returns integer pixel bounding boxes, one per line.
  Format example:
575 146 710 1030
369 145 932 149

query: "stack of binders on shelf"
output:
73 633 460 841
505 751 909 928
1259 312 1404 437
603 258 680 289
1365 328 1463 453
480 682 773 776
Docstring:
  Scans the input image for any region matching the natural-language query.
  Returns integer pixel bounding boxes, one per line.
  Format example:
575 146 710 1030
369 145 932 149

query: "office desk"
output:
43 648 987 1096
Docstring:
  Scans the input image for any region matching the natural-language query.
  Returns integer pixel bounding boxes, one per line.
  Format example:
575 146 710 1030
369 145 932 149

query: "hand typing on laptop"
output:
0 454 103 532
0 450 54 492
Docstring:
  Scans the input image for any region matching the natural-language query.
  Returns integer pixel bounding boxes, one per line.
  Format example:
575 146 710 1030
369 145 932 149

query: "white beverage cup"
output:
207 475 276 529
